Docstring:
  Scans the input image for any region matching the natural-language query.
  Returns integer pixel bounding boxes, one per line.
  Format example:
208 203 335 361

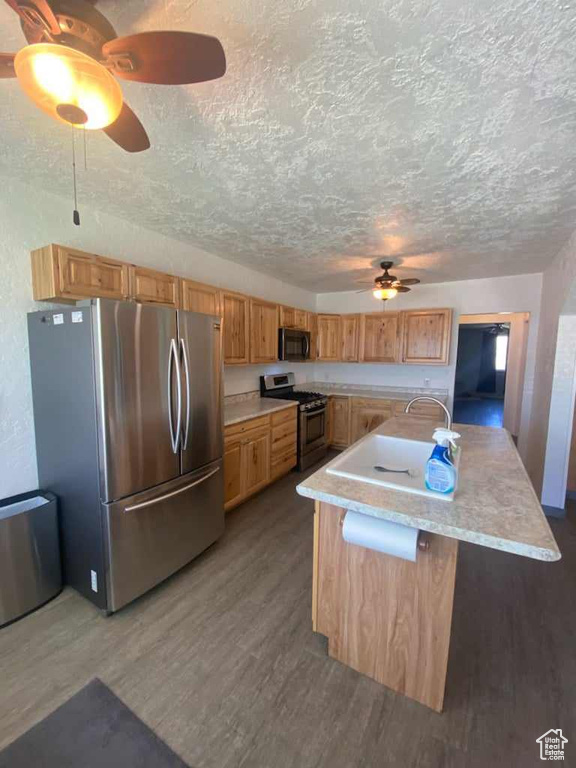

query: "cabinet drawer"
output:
351 397 393 412
394 400 445 419
271 431 297 456
272 418 297 443
271 448 297 479
271 407 297 427
225 414 270 439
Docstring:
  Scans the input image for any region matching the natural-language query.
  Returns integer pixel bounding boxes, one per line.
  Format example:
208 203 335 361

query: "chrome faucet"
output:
404 396 452 430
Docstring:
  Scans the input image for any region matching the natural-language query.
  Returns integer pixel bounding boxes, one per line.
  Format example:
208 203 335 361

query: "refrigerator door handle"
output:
180 338 191 450
167 338 182 454
124 466 220 513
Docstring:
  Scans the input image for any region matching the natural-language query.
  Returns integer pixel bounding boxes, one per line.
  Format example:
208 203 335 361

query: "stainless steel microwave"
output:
278 328 311 361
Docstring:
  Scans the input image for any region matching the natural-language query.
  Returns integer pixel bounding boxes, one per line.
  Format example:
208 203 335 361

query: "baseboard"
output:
542 504 566 519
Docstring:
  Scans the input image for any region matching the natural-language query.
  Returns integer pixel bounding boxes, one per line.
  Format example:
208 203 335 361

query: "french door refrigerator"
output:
28 299 224 613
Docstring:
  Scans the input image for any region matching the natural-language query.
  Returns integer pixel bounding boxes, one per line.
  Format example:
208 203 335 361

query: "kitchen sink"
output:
326 434 460 501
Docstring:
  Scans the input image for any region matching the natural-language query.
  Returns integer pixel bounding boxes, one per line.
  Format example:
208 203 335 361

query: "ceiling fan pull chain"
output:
83 127 87 171
71 127 80 226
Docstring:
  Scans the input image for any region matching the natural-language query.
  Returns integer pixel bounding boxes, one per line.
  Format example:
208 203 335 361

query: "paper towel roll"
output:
342 511 419 561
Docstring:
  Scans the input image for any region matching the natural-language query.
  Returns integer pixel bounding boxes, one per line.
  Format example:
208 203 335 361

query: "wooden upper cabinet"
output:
181 279 221 316
250 298 279 363
317 314 342 361
31 244 130 303
359 312 402 363
280 305 307 330
222 291 250 365
341 315 360 362
402 309 452 365
129 265 180 308
307 312 318 360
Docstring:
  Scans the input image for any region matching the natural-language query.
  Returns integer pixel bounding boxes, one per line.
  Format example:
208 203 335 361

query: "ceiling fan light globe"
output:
373 287 398 301
14 44 123 130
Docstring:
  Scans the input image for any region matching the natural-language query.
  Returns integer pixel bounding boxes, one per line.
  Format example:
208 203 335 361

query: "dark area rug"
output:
0 678 190 768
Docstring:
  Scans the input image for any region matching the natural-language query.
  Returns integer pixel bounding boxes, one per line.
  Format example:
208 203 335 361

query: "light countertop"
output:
224 398 297 427
296 415 560 562
295 382 448 402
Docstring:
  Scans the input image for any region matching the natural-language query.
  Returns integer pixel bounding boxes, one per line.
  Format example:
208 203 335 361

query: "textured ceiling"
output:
1 0 576 291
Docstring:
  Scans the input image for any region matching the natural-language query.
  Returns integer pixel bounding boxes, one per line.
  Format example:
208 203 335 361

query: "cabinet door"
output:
222 291 250 365
242 427 271 498
130 265 180 308
402 309 452 365
250 298 279 363
280 306 295 328
351 398 393 442
294 309 308 330
58 246 130 300
341 315 359 362
181 279 221 316
331 396 351 448
317 315 342 361
224 437 244 511
307 313 318 360
359 312 402 363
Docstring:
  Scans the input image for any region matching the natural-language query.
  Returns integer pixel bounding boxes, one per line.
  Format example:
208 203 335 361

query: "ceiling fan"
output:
0 0 226 152
356 260 420 300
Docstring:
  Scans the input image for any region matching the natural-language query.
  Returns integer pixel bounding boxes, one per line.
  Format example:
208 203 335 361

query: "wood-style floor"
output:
0 458 574 768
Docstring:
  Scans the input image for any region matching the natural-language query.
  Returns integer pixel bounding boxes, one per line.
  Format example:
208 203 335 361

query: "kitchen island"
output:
296 415 560 712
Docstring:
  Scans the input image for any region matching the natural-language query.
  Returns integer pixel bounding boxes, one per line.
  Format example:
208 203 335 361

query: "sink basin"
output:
326 434 460 501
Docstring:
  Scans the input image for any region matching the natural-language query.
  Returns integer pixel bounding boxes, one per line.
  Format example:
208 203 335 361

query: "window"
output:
495 333 508 371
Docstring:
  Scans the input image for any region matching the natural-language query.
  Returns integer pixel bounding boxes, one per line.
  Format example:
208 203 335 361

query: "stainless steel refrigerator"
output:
28 299 224 613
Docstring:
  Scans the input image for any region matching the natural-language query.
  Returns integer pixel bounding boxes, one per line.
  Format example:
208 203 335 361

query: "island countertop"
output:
297 415 560 562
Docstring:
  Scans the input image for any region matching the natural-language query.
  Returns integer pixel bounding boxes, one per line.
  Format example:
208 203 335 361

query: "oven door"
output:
279 329 311 361
300 406 327 455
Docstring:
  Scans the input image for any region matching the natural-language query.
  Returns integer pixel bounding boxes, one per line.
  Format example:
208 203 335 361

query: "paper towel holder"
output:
417 533 430 552
339 513 430 554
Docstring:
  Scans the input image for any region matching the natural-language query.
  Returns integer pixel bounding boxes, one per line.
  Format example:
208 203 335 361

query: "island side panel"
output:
314 502 459 712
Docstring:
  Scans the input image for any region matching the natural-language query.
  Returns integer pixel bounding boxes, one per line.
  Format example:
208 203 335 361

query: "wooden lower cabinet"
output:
350 398 394 442
313 502 458 712
327 395 447 449
224 406 297 511
330 396 351 448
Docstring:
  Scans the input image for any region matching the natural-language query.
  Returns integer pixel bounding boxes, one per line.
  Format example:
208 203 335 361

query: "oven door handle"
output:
303 406 326 416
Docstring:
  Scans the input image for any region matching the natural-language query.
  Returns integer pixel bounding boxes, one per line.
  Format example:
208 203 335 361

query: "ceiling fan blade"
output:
0 52 16 78
395 286 411 293
355 288 373 294
102 31 226 85
103 102 150 153
397 278 420 286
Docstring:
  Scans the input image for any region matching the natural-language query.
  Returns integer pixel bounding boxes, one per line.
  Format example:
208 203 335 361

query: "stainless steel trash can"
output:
0 490 62 628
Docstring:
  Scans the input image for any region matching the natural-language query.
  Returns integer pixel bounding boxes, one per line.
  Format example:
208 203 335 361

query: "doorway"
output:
454 322 509 427
454 313 530 438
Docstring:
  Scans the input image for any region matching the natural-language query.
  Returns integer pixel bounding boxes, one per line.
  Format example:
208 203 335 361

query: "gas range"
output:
272 390 328 412
260 373 328 471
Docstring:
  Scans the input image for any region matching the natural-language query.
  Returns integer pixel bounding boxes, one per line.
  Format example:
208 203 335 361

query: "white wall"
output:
317 273 543 459
527 231 576 500
0 177 316 499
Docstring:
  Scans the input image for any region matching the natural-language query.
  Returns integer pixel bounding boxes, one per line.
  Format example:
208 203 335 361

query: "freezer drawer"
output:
102 459 224 612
